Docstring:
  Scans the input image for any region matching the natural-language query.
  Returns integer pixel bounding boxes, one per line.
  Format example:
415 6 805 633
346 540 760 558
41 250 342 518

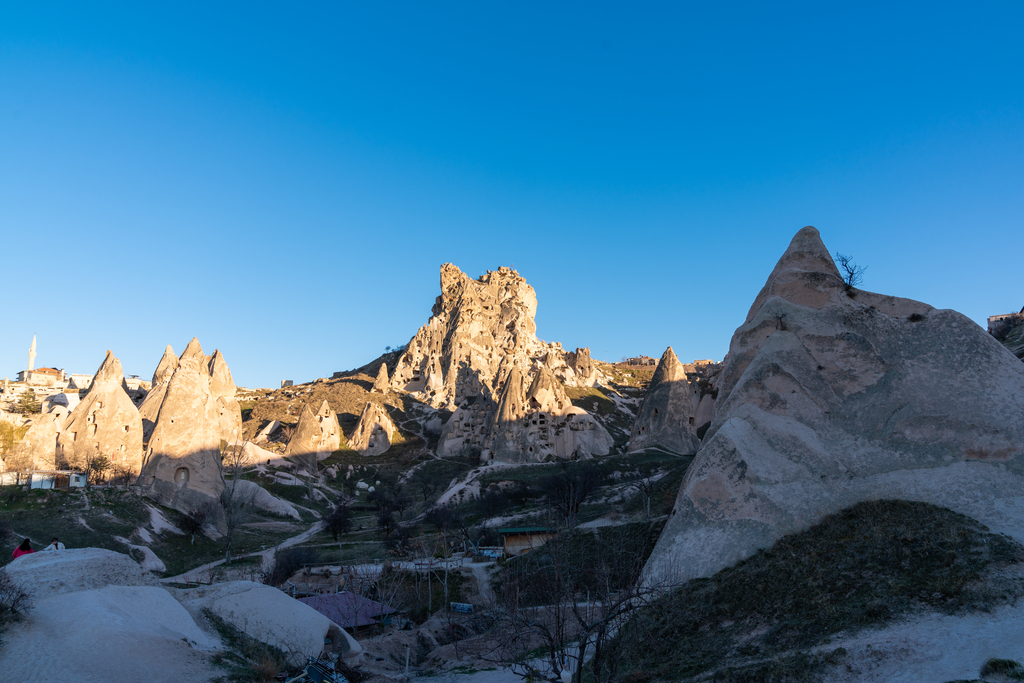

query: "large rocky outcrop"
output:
3 406 69 472
644 226 1024 585
138 345 178 448
391 265 599 407
390 264 548 409
348 401 396 456
209 349 242 446
140 338 225 519
394 264 609 461
627 347 701 455
284 400 341 462
56 351 143 474
482 366 613 463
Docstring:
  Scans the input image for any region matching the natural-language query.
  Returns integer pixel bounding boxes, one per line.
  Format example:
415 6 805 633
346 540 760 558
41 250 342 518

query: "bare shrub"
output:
0 569 32 625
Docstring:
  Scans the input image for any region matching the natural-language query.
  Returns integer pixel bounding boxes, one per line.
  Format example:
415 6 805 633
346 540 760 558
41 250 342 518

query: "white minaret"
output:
28 335 37 371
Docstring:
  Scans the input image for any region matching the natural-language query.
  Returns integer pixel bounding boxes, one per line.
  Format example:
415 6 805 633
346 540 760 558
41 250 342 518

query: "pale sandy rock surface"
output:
284 400 341 462
141 338 226 522
4 547 157 599
208 349 242 446
232 479 301 519
348 400 396 456
3 405 68 472
56 350 143 473
565 346 599 387
139 344 178 447
372 362 390 392
390 264 569 410
0 585 220 683
241 439 288 466
645 226 1024 585
176 580 352 666
627 346 700 455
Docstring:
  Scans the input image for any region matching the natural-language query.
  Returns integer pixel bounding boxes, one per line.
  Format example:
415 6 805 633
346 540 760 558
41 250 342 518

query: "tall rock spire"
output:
643 226 1024 587
627 347 700 455
56 350 143 474
140 337 226 523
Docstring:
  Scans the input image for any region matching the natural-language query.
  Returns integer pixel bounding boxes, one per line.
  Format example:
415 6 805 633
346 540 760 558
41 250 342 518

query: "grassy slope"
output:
0 486 308 577
602 500 1024 683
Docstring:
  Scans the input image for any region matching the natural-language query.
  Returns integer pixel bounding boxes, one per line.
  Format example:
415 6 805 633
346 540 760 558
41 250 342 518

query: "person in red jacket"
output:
12 538 33 559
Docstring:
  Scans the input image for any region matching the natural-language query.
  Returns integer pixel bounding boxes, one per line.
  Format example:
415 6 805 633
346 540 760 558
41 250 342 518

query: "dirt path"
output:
469 561 495 606
160 521 322 584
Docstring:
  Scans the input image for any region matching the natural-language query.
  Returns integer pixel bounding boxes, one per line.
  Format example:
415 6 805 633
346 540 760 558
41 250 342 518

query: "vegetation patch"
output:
602 500 1024 683
204 608 289 682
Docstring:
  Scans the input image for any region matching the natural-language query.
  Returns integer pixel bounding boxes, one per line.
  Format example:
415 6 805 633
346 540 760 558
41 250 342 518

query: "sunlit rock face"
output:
56 351 143 474
347 401 395 456
394 264 608 461
285 400 341 460
390 264 549 410
627 346 701 455
5 406 69 472
208 349 242 447
139 345 178 448
645 226 1024 585
140 338 225 521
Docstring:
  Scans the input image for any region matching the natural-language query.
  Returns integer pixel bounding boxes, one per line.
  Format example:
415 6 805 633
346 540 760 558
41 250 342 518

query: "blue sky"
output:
2 2 1022 388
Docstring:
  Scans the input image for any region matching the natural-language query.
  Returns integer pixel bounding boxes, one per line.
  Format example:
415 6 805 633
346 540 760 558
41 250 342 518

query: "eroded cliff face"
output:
285 400 341 461
392 265 601 408
140 338 226 521
139 345 178 448
392 264 608 462
645 226 1024 586
56 351 143 474
481 365 613 463
347 401 396 456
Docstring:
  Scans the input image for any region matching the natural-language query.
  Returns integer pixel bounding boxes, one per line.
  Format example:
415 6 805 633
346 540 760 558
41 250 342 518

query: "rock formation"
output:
3 406 69 472
693 393 716 432
138 345 177 447
565 347 598 387
56 351 143 474
390 264 551 409
140 338 225 519
347 401 396 456
481 365 613 463
627 347 701 455
644 226 1024 586
372 363 390 393
392 264 609 461
208 349 242 446
284 400 341 462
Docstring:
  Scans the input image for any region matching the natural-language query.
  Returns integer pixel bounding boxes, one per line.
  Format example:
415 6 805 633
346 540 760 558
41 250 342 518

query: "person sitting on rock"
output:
43 537 65 551
12 538 34 559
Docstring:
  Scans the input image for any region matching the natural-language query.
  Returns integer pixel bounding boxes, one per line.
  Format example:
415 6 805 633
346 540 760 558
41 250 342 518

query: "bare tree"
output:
325 500 353 541
178 503 215 545
221 439 256 563
541 461 603 527
84 453 111 486
834 252 867 290
490 524 669 683
628 467 657 519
